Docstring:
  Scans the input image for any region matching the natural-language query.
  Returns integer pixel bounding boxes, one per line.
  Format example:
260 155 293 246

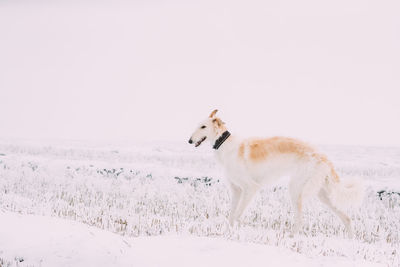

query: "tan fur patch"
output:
330 169 340 183
238 143 245 159
212 118 222 127
247 137 314 162
212 118 227 132
248 141 269 161
209 109 218 118
245 136 340 182
312 153 340 182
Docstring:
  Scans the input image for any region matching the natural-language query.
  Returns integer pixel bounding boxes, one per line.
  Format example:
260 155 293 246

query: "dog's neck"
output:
212 131 238 166
213 131 231 150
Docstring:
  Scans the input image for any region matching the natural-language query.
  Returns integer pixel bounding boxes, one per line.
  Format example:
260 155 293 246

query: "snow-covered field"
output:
0 139 399 266
3 211 378 267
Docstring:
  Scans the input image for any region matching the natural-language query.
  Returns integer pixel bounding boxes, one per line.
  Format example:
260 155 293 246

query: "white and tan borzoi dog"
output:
188 109 363 237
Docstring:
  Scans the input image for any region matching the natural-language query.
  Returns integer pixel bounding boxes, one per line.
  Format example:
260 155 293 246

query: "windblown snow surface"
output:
0 139 399 266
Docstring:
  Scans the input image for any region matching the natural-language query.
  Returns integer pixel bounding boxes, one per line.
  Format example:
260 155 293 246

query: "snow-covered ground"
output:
0 139 399 266
2 211 381 267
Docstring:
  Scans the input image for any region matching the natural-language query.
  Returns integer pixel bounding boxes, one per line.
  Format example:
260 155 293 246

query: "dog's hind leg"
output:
228 182 242 226
318 189 353 238
289 177 305 237
290 193 303 237
289 169 326 236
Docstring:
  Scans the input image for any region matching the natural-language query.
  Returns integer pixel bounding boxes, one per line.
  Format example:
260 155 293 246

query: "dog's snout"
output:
188 139 193 144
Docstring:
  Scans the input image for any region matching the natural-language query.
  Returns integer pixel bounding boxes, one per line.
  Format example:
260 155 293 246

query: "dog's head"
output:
188 109 226 148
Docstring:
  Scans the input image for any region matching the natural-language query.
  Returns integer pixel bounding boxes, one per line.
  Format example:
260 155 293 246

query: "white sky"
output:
0 0 399 146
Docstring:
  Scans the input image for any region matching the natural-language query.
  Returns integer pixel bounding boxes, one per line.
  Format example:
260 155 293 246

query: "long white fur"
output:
327 176 365 210
189 110 364 238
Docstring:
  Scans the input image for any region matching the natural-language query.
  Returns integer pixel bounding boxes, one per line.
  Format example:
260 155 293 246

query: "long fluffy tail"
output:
325 174 365 211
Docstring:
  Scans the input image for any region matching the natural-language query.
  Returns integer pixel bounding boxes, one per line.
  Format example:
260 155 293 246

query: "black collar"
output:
213 131 231 150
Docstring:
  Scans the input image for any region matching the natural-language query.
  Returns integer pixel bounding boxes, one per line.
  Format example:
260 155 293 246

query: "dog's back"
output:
235 137 333 185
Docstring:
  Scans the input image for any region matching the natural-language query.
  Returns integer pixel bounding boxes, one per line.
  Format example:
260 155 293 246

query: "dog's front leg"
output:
232 185 258 224
228 183 242 226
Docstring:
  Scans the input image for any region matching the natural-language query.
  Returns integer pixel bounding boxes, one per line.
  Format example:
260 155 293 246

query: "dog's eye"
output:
200 125 206 129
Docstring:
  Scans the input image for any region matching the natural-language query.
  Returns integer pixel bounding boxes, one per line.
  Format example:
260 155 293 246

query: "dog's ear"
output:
209 109 218 118
212 118 224 127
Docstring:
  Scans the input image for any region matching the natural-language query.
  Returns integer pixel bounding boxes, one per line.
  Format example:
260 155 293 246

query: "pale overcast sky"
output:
0 0 399 146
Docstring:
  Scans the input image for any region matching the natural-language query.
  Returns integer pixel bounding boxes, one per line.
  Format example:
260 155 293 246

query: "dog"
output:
188 109 364 237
